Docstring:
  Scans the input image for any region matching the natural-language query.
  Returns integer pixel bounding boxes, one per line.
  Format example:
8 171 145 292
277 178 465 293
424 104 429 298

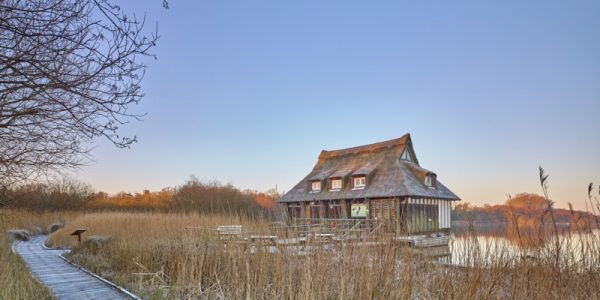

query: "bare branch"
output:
0 0 158 186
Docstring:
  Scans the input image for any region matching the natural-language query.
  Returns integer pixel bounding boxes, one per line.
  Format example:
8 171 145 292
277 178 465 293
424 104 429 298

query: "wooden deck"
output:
13 235 136 300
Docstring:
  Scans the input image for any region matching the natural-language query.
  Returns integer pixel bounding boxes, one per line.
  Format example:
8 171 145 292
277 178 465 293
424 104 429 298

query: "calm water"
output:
445 230 600 268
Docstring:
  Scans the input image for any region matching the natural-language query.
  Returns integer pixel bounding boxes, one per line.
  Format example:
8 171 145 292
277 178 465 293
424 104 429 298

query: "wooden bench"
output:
216 225 242 240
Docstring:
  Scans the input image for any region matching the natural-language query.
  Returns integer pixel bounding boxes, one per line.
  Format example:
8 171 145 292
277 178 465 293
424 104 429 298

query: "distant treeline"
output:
0 176 280 217
452 193 600 236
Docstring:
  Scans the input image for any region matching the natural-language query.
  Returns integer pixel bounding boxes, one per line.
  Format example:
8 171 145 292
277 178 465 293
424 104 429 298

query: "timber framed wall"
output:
285 197 453 235
370 198 397 233
405 197 452 234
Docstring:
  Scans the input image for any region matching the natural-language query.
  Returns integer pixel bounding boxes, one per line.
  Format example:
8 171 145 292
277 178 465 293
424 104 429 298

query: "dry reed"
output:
45 211 600 299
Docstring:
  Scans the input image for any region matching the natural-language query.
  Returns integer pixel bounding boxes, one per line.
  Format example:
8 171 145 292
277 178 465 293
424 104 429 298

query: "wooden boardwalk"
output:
13 236 135 300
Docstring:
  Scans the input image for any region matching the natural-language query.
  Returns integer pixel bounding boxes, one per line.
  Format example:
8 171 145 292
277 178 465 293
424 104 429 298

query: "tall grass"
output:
46 211 600 299
4 169 599 299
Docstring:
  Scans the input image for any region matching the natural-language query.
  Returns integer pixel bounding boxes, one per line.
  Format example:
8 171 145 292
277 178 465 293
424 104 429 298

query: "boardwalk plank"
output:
13 236 134 300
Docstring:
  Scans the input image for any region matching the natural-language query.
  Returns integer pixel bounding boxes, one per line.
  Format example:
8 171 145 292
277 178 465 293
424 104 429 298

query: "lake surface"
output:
445 230 600 268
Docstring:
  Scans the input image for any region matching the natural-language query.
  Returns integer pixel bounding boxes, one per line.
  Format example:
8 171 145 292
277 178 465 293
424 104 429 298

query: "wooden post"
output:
283 203 290 225
407 197 411 234
70 229 87 244
366 198 372 232
341 199 349 219
395 197 401 235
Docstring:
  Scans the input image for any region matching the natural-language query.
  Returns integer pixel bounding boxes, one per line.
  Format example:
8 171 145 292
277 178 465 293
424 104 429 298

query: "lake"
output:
444 230 600 268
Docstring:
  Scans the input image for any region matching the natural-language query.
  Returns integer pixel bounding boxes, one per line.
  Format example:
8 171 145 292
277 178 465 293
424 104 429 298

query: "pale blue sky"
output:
75 1 600 210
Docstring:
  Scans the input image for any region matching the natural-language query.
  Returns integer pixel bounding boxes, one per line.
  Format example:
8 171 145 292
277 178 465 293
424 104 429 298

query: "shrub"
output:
7 229 31 241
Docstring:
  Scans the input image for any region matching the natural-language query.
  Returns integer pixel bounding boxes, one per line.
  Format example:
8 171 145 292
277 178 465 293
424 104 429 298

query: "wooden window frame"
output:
401 149 413 161
310 181 322 192
330 178 342 191
353 176 366 189
424 175 436 188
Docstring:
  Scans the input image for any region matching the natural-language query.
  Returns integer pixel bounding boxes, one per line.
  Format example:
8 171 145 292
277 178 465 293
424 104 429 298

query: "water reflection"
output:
444 230 600 268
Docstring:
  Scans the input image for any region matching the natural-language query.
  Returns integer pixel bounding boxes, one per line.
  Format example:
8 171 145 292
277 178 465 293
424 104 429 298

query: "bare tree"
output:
0 0 158 187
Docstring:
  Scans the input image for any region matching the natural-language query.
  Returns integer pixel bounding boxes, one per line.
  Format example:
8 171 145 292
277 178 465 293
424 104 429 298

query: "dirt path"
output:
13 235 136 300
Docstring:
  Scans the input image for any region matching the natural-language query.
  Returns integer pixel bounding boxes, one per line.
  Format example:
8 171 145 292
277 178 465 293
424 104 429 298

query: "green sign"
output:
351 203 368 218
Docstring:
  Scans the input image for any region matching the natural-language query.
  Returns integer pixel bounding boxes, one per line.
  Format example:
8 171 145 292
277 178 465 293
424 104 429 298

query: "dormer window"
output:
310 181 321 192
353 176 366 189
330 179 342 190
424 174 436 188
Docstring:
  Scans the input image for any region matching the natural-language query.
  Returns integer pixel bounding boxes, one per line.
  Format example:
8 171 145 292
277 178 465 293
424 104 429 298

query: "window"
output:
353 176 366 189
401 149 413 161
425 175 436 187
330 179 342 190
311 181 321 192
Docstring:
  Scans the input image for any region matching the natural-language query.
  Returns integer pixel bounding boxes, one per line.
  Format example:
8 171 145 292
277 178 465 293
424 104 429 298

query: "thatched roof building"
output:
279 134 460 235
280 134 459 203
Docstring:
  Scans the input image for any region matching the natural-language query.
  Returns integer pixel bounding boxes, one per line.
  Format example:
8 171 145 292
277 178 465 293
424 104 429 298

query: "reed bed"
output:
45 211 600 299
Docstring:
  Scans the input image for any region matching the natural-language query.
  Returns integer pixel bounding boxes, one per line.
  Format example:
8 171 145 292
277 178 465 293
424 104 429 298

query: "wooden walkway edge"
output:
13 235 139 300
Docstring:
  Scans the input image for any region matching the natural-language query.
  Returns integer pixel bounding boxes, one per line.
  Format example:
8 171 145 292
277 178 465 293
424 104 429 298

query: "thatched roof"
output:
279 134 460 203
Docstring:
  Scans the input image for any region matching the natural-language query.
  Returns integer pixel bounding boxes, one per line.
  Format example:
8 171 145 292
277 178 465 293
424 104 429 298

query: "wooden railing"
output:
271 218 382 240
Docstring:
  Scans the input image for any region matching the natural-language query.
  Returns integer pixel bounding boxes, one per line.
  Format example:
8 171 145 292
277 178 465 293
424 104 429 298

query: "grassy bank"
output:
45 211 600 299
0 210 75 300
